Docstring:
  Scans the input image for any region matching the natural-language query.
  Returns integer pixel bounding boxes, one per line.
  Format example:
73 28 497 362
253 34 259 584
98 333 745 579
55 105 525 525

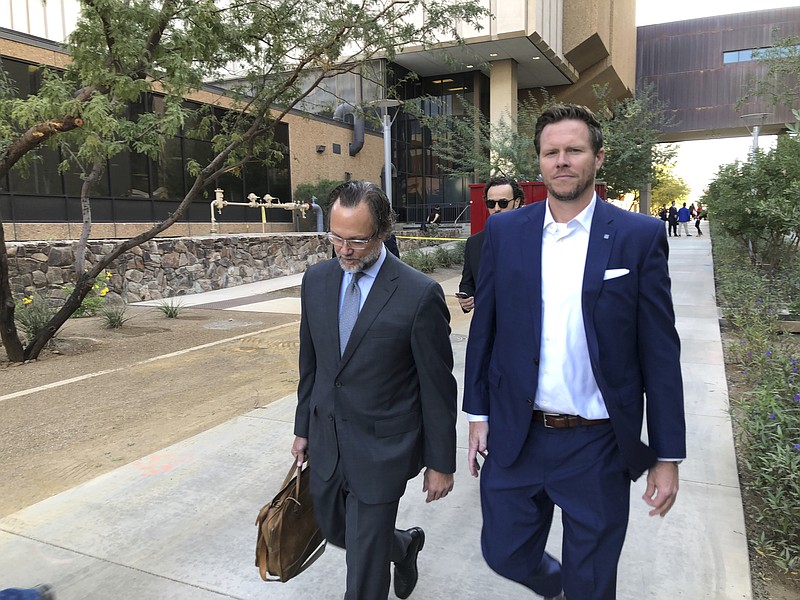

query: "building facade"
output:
637 7 800 142
2 0 635 239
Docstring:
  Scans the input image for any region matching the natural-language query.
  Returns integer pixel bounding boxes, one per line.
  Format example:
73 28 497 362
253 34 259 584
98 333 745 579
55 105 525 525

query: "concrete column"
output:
489 59 518 131
489 59 518 175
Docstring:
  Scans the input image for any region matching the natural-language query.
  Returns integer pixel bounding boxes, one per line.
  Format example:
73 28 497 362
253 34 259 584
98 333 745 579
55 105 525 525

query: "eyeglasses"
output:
326 232 376 250
485 199 515 209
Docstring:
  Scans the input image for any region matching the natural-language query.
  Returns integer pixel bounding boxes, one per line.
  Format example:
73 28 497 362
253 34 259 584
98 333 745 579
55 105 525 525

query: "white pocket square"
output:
603 268 630 281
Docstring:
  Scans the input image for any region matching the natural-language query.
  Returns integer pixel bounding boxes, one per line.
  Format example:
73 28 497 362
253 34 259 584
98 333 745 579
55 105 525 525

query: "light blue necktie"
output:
339 272 363 356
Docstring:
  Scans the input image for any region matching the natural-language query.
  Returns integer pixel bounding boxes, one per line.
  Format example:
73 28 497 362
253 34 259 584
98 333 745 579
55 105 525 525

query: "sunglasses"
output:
485 199 515 209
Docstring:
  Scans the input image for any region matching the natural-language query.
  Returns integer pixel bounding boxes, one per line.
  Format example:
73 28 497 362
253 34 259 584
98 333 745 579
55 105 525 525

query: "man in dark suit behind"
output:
458 176 525 313
292 180 457 600
463 105 686 599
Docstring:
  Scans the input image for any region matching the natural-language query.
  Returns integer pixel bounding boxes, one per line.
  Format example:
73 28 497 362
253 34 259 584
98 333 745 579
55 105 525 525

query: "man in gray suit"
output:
291 180 457 600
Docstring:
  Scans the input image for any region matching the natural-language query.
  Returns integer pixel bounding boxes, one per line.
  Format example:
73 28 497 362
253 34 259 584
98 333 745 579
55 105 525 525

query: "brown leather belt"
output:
533 410 611 429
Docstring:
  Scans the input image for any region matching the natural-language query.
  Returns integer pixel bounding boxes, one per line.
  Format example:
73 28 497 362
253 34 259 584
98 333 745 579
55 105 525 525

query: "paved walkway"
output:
0 222 751 599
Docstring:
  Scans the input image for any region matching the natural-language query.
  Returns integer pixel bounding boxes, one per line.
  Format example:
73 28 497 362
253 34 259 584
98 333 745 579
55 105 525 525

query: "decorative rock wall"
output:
6 229 461 304
7 234 330 304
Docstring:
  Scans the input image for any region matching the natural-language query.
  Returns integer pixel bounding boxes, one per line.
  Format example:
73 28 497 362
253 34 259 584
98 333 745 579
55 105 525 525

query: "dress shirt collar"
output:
543 194 597 235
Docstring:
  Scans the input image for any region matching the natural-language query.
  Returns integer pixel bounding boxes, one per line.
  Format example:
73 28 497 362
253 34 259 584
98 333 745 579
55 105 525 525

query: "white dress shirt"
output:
535 196 608 419
468 195 608 422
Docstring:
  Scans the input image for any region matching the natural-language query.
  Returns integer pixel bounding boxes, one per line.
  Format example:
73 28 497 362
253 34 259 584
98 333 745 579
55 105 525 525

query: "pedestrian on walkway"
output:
678 202 692 236
292 180 457 600
667 201 679 237
457 176 524 313
463 104 686 600
695 204 707 236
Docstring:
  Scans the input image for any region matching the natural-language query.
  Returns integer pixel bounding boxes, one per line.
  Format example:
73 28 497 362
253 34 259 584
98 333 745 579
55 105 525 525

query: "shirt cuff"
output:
466 413 488 422
657 458 684 464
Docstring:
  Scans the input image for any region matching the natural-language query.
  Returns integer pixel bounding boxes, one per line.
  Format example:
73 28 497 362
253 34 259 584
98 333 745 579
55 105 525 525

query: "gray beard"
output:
338 242 382 273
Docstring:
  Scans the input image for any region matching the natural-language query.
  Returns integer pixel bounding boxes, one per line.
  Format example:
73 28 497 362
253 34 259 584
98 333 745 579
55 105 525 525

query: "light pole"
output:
371 99 402 211
740 112 771 159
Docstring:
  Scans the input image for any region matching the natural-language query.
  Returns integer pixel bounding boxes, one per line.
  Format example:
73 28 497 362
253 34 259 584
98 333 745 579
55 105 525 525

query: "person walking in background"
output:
457 176 524 313
463 104 686 600
667 201 679 237
677 202 692 236
695 203 707 236
292 180 457 600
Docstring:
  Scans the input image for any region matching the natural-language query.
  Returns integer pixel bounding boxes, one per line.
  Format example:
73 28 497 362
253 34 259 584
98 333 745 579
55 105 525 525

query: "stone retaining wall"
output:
6 229 461 304
7 234 330 304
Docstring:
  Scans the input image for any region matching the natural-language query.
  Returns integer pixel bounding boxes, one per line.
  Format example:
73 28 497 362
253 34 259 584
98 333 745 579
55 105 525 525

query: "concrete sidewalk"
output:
0 222 751 599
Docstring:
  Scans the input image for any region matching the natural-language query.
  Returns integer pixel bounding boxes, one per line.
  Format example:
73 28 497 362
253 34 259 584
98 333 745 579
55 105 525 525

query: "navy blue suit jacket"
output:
462 199 686 480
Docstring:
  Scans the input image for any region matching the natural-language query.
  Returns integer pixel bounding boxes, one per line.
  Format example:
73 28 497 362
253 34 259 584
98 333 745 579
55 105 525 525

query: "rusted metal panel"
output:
637 8 800 142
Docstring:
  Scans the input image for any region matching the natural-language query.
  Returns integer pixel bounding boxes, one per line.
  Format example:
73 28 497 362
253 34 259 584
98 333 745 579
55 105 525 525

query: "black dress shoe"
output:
393 527 425 599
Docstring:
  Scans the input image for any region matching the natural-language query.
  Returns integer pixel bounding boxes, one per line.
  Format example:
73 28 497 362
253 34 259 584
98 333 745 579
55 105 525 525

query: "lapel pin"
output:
603 234 610 239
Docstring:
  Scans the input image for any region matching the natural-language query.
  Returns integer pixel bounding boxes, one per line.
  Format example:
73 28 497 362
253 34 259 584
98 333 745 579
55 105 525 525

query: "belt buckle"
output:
542 412 559 428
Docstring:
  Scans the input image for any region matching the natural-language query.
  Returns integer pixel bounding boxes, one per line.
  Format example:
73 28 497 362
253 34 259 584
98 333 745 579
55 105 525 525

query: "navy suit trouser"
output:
480 420 630 599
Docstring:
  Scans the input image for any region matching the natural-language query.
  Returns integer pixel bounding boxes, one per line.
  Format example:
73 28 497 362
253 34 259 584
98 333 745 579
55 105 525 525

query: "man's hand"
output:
422 468 454 503
468 421 489 477
642 460 680 517
291 436 308 467
457 295 475 313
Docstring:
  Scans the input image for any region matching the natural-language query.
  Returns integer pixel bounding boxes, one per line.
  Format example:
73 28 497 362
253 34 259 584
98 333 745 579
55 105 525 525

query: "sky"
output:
635 0 799 203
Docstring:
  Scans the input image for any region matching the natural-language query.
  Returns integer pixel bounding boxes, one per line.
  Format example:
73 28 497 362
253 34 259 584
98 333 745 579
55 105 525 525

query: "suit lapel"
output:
325 262 345 364
338 255 399 370
522 203 545 347
582 199 616 321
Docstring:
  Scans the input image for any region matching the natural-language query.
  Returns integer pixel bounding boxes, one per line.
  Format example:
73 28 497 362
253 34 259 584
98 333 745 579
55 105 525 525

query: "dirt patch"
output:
0 267 465 518
0 305 300 516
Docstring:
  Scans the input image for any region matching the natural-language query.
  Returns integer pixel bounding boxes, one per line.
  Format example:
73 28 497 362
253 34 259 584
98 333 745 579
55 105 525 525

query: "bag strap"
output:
293 539 327 578
282 461 300 491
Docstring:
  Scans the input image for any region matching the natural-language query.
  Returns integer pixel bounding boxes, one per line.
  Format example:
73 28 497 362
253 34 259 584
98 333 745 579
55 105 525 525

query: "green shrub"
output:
65 271 112 317
156 298 185 318
402 249 437 273
714 226 800 573
15 294 55 342
433 245 453 268
100 304 130 329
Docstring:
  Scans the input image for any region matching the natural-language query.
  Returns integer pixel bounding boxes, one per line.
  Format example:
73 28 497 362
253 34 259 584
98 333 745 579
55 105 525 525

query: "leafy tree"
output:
413 82 674 200
411 92 556 182
702 134 800 269
745 35 800 109
651 163 690 210
0 0 487 362
593 83 676 200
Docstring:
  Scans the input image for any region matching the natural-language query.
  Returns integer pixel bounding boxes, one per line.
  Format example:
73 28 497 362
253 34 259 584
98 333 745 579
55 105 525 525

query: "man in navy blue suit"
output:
463 104 686 599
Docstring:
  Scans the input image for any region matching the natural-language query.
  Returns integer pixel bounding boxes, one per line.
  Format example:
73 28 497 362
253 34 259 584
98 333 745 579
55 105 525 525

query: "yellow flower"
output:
106 272 112 279
100 288 109 297
22 296 32 305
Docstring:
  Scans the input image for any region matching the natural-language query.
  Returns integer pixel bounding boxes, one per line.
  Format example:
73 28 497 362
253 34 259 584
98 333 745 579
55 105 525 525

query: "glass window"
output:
152 137 184 200
9 147 62 196
109 151 150 198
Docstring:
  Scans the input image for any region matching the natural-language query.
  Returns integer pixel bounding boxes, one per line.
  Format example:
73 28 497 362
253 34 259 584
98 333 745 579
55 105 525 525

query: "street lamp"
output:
740 112 771 158
371 98 403 211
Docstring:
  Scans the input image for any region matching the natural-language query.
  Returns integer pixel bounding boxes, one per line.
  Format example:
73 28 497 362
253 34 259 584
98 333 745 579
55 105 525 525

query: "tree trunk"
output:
0 220 25 362
74 162 104 275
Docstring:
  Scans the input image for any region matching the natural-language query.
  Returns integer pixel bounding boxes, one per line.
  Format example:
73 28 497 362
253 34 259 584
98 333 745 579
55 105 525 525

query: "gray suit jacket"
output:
294 253 457 504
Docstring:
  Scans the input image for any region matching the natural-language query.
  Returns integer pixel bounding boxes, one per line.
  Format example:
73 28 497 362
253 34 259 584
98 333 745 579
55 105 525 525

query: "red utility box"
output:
468 181 607 235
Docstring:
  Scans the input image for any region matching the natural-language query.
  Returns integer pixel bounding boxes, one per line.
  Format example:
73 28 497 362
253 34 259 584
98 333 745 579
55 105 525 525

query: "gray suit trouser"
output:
311 462 413 599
